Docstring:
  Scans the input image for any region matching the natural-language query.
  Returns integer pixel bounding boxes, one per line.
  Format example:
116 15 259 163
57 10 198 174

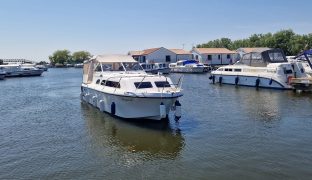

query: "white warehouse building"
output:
191 48 238 66
128 47 192 64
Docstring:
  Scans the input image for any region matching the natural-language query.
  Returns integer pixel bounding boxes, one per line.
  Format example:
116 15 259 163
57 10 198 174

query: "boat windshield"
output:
122 62 143 71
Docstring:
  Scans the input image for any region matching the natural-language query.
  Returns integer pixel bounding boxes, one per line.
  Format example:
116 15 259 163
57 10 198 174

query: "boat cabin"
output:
83 55 145 84
239 48 288 67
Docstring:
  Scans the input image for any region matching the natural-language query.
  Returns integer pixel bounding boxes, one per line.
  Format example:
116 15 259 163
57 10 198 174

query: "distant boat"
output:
74 63 83 68
169 60 208 73
140 62 170 74
0 64 44 77
35 65 48 71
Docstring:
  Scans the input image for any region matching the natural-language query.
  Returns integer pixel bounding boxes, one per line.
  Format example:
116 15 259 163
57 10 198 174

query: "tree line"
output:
49 50 91 65
196 29 312 56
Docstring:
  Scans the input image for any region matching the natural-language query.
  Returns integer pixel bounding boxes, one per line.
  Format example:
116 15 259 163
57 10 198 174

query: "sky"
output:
0 0 311 61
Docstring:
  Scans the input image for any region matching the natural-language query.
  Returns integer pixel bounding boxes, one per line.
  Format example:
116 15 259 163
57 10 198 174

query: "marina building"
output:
128 47 192 64
191 48 238 65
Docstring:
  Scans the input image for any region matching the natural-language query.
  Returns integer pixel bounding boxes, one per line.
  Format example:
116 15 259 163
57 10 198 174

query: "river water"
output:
0 68 312 179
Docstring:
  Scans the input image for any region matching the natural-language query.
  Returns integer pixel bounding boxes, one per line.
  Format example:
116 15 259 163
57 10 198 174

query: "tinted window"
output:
96 79 100 84
155 81 170 88
134 82 153 89
101 80 120 88
106 81 120 88
234 69 241 72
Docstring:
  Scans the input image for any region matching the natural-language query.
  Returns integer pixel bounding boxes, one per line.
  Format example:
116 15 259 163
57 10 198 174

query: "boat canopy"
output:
83 55 142 84
294 49 312 70
178 60 198 65
93 55 136 63
240 48 287 67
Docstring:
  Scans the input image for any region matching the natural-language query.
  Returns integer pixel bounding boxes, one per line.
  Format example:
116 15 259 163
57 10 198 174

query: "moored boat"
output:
169 60 208 73
81 55 183 120
209 48 309 90
140 62 170 74
0 64 44 77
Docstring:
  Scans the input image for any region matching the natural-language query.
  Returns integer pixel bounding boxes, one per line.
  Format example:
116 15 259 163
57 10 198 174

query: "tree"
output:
72 51 91 63
196 29 311 56
49 50 71 65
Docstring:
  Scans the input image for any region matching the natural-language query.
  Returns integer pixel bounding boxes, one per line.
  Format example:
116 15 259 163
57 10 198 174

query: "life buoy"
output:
287 76 293 84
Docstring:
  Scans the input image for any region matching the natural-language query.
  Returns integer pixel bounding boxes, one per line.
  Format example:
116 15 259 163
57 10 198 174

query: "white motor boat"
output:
169 60 208 73
0 64 44 77
209 48 309 90
81 55 183 120
140 63 170 74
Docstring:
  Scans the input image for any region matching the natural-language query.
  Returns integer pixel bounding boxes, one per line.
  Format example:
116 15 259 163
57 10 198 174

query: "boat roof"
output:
92 55 136 63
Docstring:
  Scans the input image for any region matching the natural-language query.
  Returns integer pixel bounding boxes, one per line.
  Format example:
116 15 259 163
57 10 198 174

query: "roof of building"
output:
194 48 237 54
237 47 270 53
141 48 161 55
169 49 192 55
128 51 144 56
93 55 136 63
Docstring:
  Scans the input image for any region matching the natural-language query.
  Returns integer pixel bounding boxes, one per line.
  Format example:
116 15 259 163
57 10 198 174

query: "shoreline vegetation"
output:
48 50 91 67
196 29 312 56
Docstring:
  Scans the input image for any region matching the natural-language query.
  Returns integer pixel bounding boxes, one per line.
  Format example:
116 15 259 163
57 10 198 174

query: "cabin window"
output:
225 68 228 71
106 81 120 88
228 69 233 71
227 54 231 59
141 64 146 69
155 81 171 88
234 69 241 72
134 82 153 89
102 63 113 71
101 80 106 85
283 68 293 74
95 64 102 72
208 55 212 60
123 62 143 71
96 79 100 84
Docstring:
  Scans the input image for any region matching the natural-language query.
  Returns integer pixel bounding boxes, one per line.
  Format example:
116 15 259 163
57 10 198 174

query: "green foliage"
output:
72 51 91 63
49 50 71 65
197 29 312 56
49 50 91 65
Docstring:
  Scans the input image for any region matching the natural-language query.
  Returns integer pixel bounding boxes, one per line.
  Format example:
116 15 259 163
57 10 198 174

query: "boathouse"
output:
191 48 238 65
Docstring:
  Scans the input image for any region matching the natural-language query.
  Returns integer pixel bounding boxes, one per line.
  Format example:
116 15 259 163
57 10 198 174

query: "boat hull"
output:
5 70 44 77
170 66 206 73
81 87 179 120
0 73 5 80
210 74 291 90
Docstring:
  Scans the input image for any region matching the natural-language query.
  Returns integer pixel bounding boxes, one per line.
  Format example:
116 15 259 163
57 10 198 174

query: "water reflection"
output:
81 103 185 159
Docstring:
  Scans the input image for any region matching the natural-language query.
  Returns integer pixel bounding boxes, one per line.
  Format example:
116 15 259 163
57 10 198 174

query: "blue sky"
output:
0 0 311 61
